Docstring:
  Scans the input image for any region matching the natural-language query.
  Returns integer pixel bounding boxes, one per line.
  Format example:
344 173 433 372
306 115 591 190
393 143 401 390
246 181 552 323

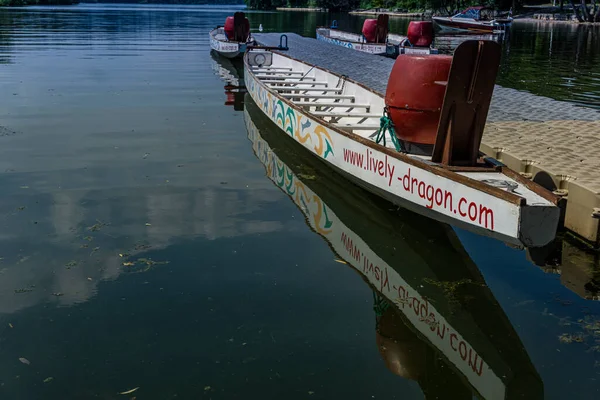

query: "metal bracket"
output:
519 172 532 179
553 189 568 197
279 34 288 50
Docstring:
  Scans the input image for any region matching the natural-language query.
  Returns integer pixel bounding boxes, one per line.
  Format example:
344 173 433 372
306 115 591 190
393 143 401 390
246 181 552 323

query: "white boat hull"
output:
433 17 511 33
209 28 249 59
316 28 389 55
243 50 559 247
316 28 437 56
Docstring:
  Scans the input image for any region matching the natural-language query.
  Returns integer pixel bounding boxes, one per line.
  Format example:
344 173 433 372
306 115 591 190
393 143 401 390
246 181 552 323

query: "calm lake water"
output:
0 4 599 400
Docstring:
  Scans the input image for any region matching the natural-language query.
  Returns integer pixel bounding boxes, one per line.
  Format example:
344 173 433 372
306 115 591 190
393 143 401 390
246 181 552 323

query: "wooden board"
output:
432 40 501 166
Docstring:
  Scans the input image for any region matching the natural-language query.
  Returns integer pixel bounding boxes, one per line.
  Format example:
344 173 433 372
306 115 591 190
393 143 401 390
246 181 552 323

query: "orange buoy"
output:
385 55 452 147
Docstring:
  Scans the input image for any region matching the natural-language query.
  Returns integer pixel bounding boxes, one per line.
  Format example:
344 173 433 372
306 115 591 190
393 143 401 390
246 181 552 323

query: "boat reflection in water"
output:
210 51 246 110
243 96 543 400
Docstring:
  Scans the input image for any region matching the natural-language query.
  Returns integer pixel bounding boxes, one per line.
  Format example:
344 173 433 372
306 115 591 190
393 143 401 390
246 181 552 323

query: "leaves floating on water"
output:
65 260 78 269
145 223 151 226
83 236 93 242
422 278 484 306
134 244 151 251
297 173 316 181
51 292 64 297
334 259 347 264
17 206 26 211
122 258 169 273
14 288 33 294
18 358 30 365
87 220 107 232
204 386 211 391
43 377 54 383
559 333 585 344
8 323 14 328
119 387 139 395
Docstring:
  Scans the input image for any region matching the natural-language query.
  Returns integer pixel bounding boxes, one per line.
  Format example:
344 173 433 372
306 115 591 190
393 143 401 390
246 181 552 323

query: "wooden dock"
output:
254 33 600 246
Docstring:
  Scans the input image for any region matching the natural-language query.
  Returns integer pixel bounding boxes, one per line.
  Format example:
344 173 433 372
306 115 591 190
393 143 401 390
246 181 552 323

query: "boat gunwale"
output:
209 27 253 46
244 48 558 207
431 17 503 33
316 27 390 47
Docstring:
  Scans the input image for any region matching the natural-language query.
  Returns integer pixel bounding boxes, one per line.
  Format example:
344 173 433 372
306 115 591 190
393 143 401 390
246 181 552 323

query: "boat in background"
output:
316 15 438 57
209 11 254 59
244 98 544 400
434 32 504 54
243 39 559 247
433 6 513 33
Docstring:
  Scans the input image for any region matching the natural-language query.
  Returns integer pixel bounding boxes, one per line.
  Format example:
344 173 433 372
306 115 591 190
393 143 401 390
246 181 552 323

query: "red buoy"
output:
224 13 250 41
225 91 235 106
224 16 235 40
385 55 452 146
406 21 434 47
362 19 378 43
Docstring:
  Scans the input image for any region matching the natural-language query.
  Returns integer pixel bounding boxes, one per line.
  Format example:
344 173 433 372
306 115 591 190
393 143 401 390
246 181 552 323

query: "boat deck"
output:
254 33 600 245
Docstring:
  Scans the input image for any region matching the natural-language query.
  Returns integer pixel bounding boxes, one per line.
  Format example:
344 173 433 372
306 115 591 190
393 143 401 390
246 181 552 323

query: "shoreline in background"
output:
275 7 326 12
349 9 427 18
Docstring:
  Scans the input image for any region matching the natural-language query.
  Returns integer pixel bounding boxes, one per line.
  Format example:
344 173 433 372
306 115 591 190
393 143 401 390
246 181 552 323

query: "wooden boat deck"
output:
252 64 383 136
254 33 600 245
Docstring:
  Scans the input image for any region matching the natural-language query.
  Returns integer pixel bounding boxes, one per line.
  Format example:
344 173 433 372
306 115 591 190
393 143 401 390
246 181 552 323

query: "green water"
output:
0 4 599 400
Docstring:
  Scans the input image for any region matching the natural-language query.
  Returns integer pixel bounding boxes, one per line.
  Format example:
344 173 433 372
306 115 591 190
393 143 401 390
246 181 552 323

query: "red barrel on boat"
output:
362 19 378 42
224 16 235 39
385 55 452 146
406 21 434 47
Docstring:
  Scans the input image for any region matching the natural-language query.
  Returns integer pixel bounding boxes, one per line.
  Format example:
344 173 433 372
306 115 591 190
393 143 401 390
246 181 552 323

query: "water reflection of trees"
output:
499 22 600 108
0 11 15 64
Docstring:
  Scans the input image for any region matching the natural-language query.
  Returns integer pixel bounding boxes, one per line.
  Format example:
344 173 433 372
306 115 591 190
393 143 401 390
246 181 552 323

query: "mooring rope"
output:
372 291 389 317
375 108 404 152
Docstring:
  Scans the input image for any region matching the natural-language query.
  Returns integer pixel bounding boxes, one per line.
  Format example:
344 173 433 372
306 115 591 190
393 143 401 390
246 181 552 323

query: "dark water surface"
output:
0 4 599 400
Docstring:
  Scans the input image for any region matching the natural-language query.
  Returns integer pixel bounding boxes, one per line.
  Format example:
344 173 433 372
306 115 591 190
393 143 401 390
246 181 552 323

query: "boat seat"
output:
281 94 355 100
233 12 250 42
375 14 389 43
256 75 316 81
313 112 376 118
253 70 303 75
295 102 370 109
263 80 328 85
272 88 343 92
431 40 501 166
335 124 380 130
251 67 292 71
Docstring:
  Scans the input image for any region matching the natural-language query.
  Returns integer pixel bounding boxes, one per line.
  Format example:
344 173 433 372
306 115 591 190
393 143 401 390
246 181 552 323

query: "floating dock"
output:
254 33 600 246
